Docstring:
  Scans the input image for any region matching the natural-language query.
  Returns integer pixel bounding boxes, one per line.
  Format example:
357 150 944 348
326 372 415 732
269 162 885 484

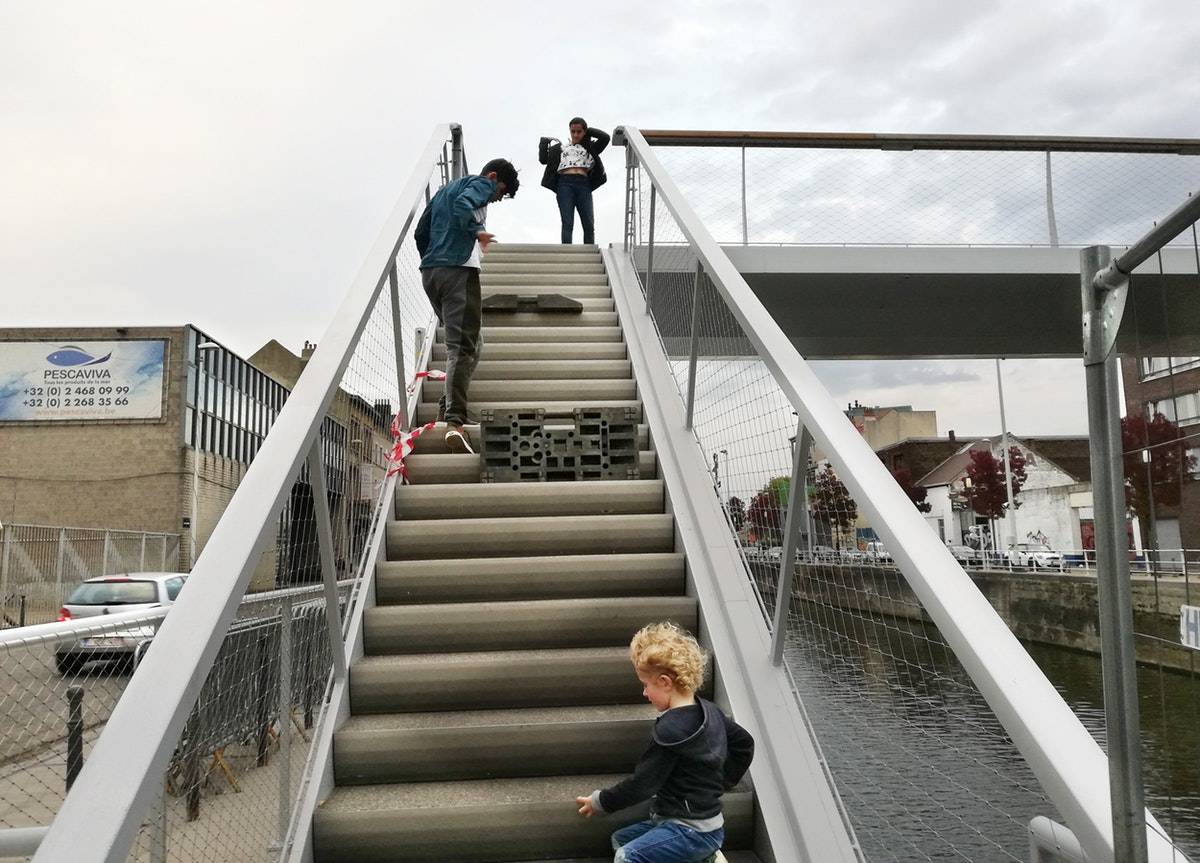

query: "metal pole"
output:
306 442 348 682
645 185 657 315
1081 244 1148 863
0 529 10 611
1045 151 1059 247
139 534 146 572
623 147 635 252
740 145 749 245
276 595 293 844
772 422 812 665
148 779 167 863
101 531 110 576
66 686 84 792
996 358 1017 550
54 529 65 606
684 262 703 429
1095 186 1200 290
388 262 409 431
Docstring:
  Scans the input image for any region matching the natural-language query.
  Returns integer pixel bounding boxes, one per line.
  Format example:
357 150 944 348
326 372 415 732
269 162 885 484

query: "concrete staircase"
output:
312 244 763 862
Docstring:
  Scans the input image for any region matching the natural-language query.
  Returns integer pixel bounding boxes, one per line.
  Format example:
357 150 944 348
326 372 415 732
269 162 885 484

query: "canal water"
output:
781 599 1200 861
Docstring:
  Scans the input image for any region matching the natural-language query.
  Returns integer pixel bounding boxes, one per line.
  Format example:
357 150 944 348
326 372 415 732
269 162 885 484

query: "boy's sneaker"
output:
444 424 474 454
700 852 728 863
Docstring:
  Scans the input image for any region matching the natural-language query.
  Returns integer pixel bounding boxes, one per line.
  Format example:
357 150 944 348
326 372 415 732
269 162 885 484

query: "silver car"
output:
55 573 186 675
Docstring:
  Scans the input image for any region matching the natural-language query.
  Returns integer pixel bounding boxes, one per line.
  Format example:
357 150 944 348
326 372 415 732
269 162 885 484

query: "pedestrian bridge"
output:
2 124 1198 863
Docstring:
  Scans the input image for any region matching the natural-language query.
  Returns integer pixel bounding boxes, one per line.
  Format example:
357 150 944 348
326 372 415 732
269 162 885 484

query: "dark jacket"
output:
539 127 610 193
594 698 754 822
414 175 497 269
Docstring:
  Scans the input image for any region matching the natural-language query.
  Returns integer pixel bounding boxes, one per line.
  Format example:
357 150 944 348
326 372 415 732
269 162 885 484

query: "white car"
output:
947 544 983 566
55 573 187 674
1006 544 1063 570
864 541 893 564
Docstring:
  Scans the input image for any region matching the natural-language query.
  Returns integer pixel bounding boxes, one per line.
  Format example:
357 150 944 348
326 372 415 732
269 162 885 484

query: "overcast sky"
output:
3 1 1198 438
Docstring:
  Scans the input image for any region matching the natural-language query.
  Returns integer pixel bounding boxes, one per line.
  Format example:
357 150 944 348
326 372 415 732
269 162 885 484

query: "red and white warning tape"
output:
387 369 448 481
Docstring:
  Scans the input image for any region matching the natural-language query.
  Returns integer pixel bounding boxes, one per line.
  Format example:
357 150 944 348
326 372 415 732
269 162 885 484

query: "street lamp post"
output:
995 358 1018 551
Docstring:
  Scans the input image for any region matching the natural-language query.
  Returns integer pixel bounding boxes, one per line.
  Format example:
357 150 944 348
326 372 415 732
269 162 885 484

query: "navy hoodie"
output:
591 698 754 828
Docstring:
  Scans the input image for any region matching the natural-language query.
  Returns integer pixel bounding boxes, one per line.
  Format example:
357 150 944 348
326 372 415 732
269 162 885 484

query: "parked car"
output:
55 573 187 675
1006 544 1063 570
864 541 893 564
811 545 839 563
766 546 783 561
947 544 983 566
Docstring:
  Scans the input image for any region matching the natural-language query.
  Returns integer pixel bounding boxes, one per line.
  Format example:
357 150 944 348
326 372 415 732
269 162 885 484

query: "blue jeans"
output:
556 173 594 244
611 819 724 863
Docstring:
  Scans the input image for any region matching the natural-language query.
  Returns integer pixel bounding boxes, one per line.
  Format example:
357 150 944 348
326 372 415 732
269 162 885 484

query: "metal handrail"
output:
619 124 1183 863
638 128 1200 154
32 123 458 863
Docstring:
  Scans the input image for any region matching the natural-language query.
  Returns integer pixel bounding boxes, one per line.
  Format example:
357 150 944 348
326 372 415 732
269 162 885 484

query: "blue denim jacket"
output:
414 175 497 269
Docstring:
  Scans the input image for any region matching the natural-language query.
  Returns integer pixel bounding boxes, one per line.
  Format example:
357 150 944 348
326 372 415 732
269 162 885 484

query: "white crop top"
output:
558 143 594 172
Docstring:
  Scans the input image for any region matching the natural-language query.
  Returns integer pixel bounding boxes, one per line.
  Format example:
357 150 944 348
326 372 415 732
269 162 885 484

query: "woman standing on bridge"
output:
539 117 610 245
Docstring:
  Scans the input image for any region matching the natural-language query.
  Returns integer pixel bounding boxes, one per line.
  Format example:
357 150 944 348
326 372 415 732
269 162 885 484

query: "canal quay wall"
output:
764 563 1197 672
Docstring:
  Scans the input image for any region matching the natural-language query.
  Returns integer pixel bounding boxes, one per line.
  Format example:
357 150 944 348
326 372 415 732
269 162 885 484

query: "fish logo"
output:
46 346 112 367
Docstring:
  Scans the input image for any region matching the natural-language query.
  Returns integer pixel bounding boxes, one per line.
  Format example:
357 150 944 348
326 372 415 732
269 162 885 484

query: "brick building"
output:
0 326 374 591
1120 354 1200 551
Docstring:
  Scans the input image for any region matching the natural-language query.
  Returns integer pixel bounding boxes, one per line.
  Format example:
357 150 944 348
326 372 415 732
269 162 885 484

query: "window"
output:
1189 447 1200 479
1142 356 1200 380
165 577 186 601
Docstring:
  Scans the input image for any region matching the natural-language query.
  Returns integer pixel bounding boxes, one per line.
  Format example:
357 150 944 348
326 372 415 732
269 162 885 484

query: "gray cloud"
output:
1 0 1193 439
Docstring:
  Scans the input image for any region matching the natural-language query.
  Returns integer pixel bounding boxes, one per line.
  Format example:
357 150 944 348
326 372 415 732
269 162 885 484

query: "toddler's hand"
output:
575 795 595 818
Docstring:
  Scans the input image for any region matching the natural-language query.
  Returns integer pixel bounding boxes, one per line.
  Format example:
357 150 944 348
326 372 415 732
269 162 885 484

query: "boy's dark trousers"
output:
421 266 482 426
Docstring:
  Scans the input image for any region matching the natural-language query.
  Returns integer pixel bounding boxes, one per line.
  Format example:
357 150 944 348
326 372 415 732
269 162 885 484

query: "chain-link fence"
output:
0 526 181 629
622 130 1199 861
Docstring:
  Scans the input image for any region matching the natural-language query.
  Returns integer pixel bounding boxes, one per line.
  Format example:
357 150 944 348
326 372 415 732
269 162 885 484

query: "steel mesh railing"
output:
15 125 455 863
621 127 1196 862
648 136 1200 248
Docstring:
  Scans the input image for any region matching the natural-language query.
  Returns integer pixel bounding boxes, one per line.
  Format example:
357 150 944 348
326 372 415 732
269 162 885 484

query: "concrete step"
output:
375 552 685 605
431 342 627 362
483 252 603 266
481 284 610 299
483 262 605 275
436 326 622 343
334 704 656 785
312 773 754 863
402 451 656 484
395 480 663 520
420 379 636 404
363 596 697 655
415 401 641 424
488 243 599 254
480 311 619 328
481 295 614 311
386 513 674 560
428 359 631 380
481 273 609 286
411 424 649 454
349 646 640 714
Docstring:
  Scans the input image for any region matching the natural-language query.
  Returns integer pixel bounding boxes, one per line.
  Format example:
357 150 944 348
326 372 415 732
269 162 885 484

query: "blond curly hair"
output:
629 621 707 693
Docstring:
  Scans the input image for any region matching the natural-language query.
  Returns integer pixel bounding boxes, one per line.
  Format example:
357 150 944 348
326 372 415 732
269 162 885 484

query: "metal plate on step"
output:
482 293 584 314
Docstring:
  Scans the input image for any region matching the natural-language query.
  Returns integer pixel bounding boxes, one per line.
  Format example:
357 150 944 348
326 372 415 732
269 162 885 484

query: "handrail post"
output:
740 145 748 245
684 262 703 429
450 124 464 180
1081 244 1148 863
101 530 110 576
772 422 812 665
623 146 636 252
645 184 657 315
306 442 348 683
388 261 409 431
275 594 293 846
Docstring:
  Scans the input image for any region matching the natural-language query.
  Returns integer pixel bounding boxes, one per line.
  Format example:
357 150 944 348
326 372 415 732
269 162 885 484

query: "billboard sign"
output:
0 340 167 421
